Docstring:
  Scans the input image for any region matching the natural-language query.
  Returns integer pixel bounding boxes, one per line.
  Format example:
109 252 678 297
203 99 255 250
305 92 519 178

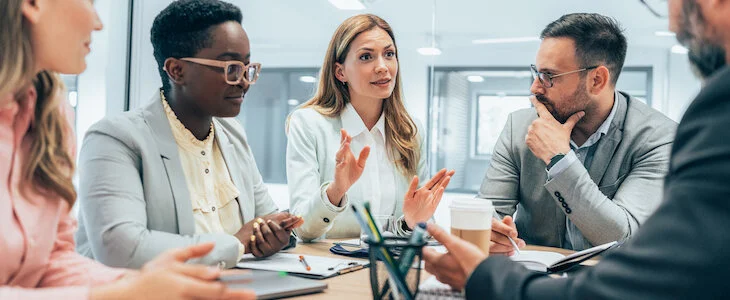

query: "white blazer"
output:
286 105 429 241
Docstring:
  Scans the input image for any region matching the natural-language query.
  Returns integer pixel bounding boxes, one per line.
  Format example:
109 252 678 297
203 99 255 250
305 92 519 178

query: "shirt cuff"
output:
320 181 349 213
237 241 246 261
546 150 578 181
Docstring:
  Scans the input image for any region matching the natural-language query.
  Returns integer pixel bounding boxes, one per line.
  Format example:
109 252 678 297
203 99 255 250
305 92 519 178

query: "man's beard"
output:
688 43 726 80
677 0 726 80
534 82 590 124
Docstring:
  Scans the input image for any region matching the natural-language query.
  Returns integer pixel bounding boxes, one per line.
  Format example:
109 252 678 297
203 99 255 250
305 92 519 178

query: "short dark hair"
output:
151 0 242 93
540 13 627 86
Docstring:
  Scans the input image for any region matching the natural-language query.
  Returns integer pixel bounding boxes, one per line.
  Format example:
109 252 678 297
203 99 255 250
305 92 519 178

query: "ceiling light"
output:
671 44 689 54
483 71 532 78
417 47 442 56
328 0 366 10
299 76 317 83
472 36 540 45
467 75 484 83
287 99 300 106
68 91 78 108
655 31 676 37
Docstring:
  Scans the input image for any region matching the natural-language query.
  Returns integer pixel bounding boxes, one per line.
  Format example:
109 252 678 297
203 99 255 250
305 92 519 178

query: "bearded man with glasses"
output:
74 0 303 270
475 13 677 257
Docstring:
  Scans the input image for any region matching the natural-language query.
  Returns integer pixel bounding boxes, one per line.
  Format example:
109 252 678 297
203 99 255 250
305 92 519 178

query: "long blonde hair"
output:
301 14 420 177
1 0 77 206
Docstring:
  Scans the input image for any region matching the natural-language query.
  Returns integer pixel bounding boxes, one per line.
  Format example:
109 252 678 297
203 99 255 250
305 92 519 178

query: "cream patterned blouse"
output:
162 97 245 258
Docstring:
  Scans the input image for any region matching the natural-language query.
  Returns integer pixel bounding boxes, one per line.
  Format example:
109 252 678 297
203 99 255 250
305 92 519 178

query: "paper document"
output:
237 253 368 279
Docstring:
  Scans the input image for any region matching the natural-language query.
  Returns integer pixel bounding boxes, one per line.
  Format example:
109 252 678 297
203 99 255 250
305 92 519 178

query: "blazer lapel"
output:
587 92 627 184
214 120 250 222
142 93 195 235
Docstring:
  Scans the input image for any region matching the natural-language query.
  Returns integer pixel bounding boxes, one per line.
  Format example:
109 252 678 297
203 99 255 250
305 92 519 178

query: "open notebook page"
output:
509 250 566 272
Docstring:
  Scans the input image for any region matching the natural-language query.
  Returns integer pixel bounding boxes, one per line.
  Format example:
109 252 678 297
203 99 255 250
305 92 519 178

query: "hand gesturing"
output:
326 129 371 206
402 168 455 228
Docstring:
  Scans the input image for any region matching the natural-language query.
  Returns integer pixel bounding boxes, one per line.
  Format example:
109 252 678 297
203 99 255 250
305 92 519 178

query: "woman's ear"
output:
334 62 347 83
21 0 43 24
164 58 185 85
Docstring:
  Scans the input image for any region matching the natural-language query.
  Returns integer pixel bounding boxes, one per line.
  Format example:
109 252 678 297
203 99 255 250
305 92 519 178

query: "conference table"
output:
283 240 596 299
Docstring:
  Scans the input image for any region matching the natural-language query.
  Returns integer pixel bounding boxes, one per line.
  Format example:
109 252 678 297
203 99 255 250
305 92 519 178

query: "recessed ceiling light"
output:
328 0 366 10
417 47 442 56
287 99 300 106
671 44 688 54
299 76 317 83
68 91 78 108
472 36 540 44
467 75 484 83
655 31 676 37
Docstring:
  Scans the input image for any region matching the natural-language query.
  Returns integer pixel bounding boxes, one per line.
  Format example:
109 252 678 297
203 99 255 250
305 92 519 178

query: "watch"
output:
546 153 566 170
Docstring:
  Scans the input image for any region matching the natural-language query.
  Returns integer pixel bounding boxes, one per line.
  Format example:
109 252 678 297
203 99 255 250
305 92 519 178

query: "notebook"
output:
416 276 464 299
510 241 618 273
221 269 327 299
236 253 369 279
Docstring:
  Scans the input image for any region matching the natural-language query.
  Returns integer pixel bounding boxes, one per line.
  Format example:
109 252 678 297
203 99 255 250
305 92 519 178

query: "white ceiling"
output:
234 0 676 52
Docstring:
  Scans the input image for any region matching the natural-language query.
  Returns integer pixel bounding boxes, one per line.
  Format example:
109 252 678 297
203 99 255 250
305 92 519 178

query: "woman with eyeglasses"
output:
75 0 303 270
1 0 254 299
286 14 455 241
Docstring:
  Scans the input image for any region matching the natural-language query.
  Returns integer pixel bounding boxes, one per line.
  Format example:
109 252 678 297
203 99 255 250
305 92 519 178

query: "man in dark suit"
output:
422 0 730 298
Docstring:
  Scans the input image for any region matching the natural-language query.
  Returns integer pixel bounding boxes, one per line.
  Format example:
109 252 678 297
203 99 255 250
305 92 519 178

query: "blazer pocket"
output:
598 174 628 198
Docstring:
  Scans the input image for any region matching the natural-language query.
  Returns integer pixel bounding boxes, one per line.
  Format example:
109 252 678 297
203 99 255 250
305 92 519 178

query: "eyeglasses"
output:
530 64 599 88
179 57 262 85
639 0 668 18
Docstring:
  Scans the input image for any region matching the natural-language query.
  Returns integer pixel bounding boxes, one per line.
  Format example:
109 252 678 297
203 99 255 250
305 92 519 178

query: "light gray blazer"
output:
75 92 278 269
478 91 677 249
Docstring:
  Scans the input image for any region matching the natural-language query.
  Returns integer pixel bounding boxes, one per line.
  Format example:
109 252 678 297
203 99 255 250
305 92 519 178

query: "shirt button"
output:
201 150 206 155
212 206 216 212
323 217 330 223
205 168 210 174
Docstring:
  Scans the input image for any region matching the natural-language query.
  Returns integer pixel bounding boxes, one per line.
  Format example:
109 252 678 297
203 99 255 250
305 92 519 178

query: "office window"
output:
237 68 319 184
428 67 652 193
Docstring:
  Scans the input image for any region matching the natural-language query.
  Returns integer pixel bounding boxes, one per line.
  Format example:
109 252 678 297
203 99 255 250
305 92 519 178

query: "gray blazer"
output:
75 92 278 269
478 91 677 249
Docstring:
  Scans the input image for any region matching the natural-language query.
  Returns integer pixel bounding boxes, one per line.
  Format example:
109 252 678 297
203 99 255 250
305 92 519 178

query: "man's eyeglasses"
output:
180 58 262 85
639 0 668 18
530 64 599 88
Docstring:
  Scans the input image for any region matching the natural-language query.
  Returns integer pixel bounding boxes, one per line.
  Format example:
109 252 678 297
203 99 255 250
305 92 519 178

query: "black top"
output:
465 66 730 299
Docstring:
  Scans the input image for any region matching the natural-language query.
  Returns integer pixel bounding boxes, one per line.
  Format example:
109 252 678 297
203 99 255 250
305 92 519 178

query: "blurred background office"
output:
70 0 695 221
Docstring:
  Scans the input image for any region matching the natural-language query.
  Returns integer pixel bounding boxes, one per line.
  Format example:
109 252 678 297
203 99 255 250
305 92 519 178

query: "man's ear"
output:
21 0 43 24
334 62 347 83
588 66 610 95
164 58 186 85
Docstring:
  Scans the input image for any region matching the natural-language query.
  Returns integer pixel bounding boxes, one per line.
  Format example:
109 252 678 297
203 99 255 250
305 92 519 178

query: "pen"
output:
299 255 311 271
508 236 521 255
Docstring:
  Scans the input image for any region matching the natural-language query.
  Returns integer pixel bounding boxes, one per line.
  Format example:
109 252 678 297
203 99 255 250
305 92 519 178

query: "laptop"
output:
220 269 328 299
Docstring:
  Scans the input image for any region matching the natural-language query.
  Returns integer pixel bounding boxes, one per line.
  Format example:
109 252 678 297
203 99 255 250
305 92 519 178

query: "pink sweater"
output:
1 87 125 299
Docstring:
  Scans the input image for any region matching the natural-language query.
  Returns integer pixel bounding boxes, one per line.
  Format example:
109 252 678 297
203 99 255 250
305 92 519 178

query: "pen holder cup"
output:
365 236 426 300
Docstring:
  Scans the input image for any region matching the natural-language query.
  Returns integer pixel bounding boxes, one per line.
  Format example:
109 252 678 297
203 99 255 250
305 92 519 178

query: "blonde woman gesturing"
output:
287 14 454 241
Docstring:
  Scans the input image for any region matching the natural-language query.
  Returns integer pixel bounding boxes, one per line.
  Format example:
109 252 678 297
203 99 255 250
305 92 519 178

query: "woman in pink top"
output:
0 0 253 299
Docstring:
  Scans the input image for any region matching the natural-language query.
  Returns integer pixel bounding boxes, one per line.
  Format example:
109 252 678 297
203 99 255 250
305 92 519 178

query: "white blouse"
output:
286 103 429 241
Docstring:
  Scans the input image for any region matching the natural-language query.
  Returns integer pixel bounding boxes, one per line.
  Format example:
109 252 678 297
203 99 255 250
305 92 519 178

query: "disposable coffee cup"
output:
449 197 493 255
